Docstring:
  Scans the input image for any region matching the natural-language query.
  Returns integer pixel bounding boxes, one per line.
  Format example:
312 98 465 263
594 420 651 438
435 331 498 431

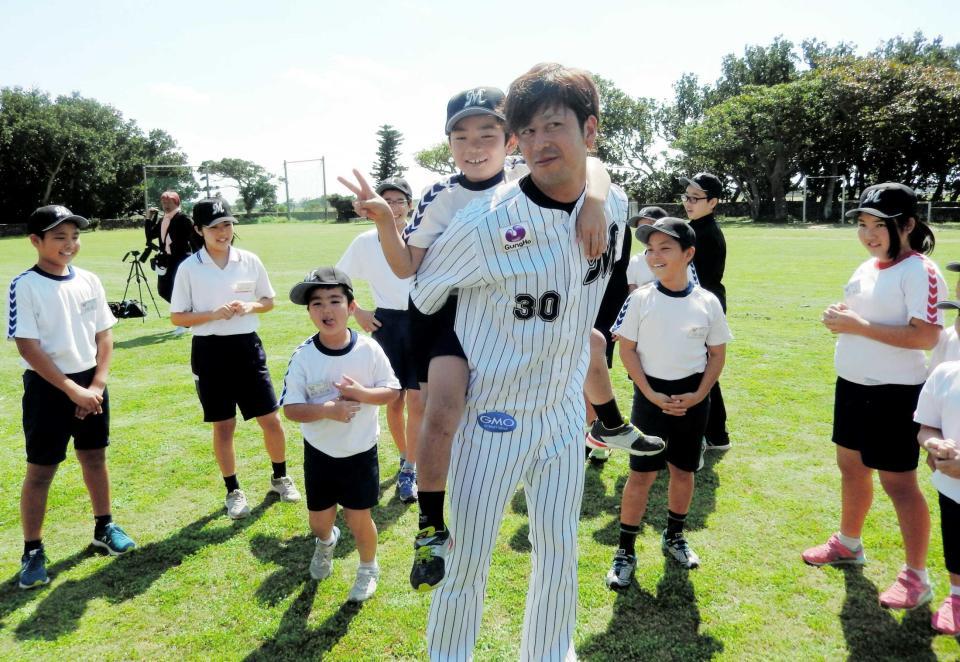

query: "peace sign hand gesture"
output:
337 169 394 225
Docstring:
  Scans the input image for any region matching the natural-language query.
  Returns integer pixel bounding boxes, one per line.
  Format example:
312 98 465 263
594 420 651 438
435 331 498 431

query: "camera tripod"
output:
121 250 160 321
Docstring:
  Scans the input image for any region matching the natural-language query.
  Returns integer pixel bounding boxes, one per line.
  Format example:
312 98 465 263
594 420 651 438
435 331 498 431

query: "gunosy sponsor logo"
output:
477 411 517 432
500 224 533 252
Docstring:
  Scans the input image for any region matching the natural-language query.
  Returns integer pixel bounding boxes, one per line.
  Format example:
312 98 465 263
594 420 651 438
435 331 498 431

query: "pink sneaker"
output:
931 594 960 635
802 534 866 567
879 568 933 610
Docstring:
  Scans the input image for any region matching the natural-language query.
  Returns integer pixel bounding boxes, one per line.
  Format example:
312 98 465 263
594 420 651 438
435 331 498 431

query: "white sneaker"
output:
348 564 380 602
310 526 340 580
173 326 188 336
270 475 301 502
225 489 250 519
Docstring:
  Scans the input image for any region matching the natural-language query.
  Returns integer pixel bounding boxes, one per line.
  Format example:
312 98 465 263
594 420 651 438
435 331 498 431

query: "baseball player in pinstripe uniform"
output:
345 63 630 661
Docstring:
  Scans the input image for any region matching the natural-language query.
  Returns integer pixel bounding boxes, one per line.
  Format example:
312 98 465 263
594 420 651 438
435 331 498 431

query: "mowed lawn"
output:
0 220 958 661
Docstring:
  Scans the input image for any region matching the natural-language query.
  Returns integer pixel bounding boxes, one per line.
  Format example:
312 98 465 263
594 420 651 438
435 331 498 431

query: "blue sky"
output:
1 0 958 200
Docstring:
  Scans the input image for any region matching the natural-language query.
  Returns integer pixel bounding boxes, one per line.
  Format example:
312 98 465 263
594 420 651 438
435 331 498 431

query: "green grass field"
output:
1 221 958 660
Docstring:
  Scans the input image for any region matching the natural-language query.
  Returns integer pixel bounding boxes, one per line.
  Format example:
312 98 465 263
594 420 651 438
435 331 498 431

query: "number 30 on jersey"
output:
514 291 561 322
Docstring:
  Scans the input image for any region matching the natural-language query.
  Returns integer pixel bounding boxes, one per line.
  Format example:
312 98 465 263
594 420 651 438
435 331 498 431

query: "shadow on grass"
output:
839 566 936 660
245 476 409 656
113 330 182 349
0 550 88 631
13 497 276 641
578 558 723 660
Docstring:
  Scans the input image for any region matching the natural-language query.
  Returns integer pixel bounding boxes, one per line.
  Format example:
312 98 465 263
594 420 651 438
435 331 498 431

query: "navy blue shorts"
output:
191 333 278 423
409 294 466 384
371 308 418 390
832 377 921 472
629 373 709 474
22 367 110 465
303 442 380 511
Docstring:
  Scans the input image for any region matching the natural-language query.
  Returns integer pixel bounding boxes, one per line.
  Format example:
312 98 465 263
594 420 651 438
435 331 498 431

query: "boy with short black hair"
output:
9 205 136 589
281 267 400 602
607 217 732 588
681 172 731 451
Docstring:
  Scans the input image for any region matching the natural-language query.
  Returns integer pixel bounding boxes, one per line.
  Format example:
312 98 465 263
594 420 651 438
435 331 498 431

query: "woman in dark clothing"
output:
145 190 196 332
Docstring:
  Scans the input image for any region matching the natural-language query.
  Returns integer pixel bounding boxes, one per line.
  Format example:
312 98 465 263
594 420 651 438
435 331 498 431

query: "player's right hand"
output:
212 304 236 320
324 397 361 423
337 169 394 225
353 308 382 333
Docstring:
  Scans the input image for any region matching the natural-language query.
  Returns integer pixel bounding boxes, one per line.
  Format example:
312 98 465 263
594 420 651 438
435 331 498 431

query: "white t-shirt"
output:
930 325 960 373
170 246 276 336
835 253 946 386
7 266 116 374
336 228 412 310
403 157 528 250
612 282 732 381
626 253 698 288
914 360 960 504
279 331 400 457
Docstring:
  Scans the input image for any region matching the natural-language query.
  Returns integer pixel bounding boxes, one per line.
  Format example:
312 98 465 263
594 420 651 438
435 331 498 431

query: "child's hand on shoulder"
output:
324 397 361 423
334 375 369 402
576 198 607 261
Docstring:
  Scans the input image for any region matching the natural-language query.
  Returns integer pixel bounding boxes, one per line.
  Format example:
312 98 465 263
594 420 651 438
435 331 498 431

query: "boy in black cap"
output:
281 267 400 602
8 205 137 589
607 217 732 586
681 172 731 450
337 176 423 504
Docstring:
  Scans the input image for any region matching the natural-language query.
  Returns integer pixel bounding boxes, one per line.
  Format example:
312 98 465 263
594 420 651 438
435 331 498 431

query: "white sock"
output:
837 532 862 551
906 565 930 585
402 460 416 472
950 585 960 597
359 559 379 571
318 533 336 546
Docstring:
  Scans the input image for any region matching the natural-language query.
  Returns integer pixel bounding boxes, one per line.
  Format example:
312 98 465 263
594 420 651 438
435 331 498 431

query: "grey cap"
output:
376 176 413 199
289 266 353 305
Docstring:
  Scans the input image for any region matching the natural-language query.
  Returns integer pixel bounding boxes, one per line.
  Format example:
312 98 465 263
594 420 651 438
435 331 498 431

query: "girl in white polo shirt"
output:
606 217 731 588
170 198 300 520
802 183 947 611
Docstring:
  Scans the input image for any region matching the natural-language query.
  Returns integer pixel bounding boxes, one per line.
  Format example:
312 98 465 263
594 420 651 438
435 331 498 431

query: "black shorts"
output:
191 333 278 423
941 492 960 575
629 373 709 474
303 442 380 511
22 367 110 465
371 308 418 390
409 295 466 384
832 377 921 472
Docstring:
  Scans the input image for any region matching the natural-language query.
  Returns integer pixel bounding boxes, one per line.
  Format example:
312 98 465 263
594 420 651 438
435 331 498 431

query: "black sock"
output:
224 474 240 494
24 539 43 555
94 514 113 537
666 510 687 538
592 399 625 429
271 461 286 479
618 523 640 556
418 491 446 532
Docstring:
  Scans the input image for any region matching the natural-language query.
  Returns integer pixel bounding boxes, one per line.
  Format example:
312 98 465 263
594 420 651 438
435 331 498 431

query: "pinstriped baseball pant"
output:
427 405 585 661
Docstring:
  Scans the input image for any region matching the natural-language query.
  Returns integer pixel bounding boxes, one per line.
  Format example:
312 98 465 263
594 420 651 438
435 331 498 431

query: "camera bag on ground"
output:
109 299 147 319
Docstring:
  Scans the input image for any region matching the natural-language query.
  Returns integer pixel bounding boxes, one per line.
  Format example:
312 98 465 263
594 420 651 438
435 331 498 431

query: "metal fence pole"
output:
283 160 291 222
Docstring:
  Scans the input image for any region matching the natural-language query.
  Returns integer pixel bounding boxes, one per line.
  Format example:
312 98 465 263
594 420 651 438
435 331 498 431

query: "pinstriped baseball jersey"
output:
402 156 528 249
411 175 627 417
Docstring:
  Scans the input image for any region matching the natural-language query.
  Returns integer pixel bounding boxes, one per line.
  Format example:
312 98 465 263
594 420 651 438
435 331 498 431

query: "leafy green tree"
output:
372 124 406 183
199 158 278 215
414 142 457 175
871 31 960 70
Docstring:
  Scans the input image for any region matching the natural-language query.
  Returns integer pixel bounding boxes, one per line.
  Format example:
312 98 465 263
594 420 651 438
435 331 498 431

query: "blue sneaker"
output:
92 522 136 556
397 469 418 504
19 548 49 590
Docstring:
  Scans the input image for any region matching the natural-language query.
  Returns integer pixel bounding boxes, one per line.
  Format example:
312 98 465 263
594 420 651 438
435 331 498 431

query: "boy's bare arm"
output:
578 157 612 260
230 296 274 316
171 303 237 327
618 338 680 415
334 375 400 405
674 344 725 409
15 338 103 413
283 399 361 424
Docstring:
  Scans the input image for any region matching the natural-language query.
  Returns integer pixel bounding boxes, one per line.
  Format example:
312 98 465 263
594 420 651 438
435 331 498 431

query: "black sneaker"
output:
588 420 665 456
19 548 49 589
410 527 452 592
703 435 731 451
604 548 636 589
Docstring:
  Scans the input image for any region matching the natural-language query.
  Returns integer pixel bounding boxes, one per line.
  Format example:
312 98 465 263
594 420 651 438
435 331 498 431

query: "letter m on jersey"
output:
583 224 620 285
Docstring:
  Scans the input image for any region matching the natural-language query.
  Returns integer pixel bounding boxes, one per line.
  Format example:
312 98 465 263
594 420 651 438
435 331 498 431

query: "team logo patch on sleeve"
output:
500 224 533 252
477 411 517 432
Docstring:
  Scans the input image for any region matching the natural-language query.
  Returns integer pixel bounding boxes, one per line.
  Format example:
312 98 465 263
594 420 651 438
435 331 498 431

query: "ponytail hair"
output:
884 215 935 259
